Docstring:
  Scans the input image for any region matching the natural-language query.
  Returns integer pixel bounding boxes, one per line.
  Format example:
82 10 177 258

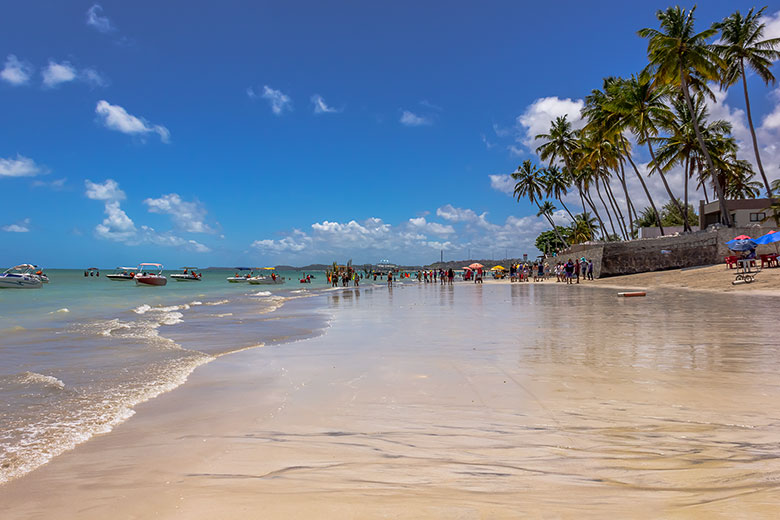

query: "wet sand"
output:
2 282 780 518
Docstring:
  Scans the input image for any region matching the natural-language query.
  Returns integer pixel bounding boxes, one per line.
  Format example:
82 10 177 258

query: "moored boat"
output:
106 267 138 281
0 264 44 289
227 267 253 283
135 263 167 286
171 267 202 281
247 267 284 285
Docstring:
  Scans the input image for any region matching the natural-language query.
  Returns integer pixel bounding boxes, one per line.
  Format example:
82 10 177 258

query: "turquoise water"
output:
0 268 349 484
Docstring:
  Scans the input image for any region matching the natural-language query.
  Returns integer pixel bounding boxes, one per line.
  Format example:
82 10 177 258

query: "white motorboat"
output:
0 264 44 289
227 267 253 283
171 267 202 281
247 267 284 285
135 263 167 286
106 267 137 281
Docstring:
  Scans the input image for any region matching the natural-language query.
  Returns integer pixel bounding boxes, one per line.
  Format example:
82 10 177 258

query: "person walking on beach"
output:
447 268 454 285
574 259 580 284
564 259 574 285
587 259 594 280
387 271 393 287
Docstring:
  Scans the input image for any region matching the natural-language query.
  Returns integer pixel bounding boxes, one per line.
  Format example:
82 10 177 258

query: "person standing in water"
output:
387 271 393 287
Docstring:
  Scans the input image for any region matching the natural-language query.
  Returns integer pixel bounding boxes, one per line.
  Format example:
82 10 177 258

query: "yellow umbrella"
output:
490 265 506 271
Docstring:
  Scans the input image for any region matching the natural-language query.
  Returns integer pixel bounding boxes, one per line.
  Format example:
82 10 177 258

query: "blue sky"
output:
2 1 779 267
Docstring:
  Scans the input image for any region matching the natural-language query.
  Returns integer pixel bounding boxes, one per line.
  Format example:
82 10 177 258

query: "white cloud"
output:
261 85 292 115
246 86 257 99
400 110 432 126
407 217 455 236
489 174 515 195
250 208 555 264
41 61 107 88
311 94 339 114
85 179 125 201
1 55 33 85
95 100 170 142
32 177 66 190
761 9 780 41
95 200 137 241
515 96 585 152
0 155 46 177
2 218 30 233
81 68 107 87
143 193 213 233
85 180 211 251
42 61 77 87
86 4 115 33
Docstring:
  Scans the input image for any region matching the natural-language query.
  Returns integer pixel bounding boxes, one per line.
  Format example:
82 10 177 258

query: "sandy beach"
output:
588 263 780 295
2 279 780 519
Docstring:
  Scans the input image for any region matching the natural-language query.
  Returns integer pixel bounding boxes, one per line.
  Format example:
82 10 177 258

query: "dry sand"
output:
589 263 780 295
2 282 780 519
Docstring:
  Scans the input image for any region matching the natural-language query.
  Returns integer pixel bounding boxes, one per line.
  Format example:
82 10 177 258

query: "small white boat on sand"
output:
171 267 202 281
135 263 167 286
0 264 44 289
106 267 137 281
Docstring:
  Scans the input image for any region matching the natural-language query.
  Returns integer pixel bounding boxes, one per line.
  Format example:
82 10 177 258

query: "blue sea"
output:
0 268 352 483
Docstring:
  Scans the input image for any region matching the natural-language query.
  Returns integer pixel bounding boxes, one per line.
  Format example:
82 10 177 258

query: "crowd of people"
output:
325 259 595 288
508 258 594 284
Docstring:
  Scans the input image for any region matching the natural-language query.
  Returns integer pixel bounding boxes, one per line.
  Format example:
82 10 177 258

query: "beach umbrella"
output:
753 231 780 245
754 231 780 254
469 263 484 269
726 238 757 251
490 265 506 271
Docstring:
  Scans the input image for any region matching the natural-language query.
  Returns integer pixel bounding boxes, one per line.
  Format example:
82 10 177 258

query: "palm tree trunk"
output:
558 199 576 225
680 70 732 227
623 146 664 235
583 187 607 240
535 201 569 248
595 177 617 239
618 159 635 238
646 140 687 228
683 154 690 232
741 59 772 199
603 172 629 239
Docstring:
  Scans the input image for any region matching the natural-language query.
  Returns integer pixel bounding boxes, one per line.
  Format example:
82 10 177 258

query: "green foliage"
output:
535 227 570 254
635 199 698 228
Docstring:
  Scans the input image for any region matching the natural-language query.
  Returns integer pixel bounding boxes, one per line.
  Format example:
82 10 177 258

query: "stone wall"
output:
561 226 775 278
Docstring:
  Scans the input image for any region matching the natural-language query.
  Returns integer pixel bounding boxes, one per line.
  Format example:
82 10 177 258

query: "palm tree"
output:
639 6 733 227
511 160 569 248
610 73 690 231
543 166 575 221
715 7 780 199
583 78 661 235
536 201 566 240
536 116 597 234
570 212 599 244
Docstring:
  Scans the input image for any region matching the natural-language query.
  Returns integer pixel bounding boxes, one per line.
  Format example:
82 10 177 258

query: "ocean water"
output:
0 268 347 483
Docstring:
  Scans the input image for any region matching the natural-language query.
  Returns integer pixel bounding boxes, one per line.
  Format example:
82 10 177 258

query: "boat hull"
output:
106 274 135 281
171 275 200 281
135 275 167 286
247 278 284 285
0 276 43 289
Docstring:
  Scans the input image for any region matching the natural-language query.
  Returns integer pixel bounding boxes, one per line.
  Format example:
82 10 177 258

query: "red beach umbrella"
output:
468 263 484 269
